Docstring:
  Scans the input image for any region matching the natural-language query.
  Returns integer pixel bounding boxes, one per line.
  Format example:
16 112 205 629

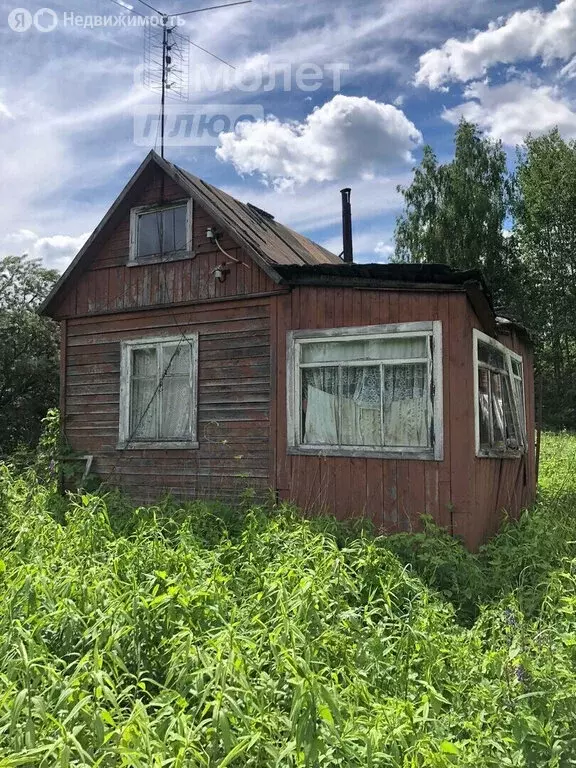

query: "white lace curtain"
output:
131 343 191 440
301 337 429 449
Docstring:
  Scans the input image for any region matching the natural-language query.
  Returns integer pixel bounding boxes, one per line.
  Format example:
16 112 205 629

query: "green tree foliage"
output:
395 120 521 313
395 121 576 427
512 130 576 426
0 256 59 454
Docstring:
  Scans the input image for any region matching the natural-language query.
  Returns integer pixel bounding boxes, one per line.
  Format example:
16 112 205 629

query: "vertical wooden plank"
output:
435 291 452 532
59 319 67 430
276 293 290 493
366 457 383 531
448 294 475 544
269 293 278 495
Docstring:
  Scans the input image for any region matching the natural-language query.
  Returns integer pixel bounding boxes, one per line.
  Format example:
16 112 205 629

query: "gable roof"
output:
40 150 342 316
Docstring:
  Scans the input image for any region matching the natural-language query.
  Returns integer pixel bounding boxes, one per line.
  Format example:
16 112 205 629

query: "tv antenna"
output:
107 0 251 158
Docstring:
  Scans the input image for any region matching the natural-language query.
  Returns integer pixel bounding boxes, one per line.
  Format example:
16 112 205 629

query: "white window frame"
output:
287 321 443 461
118 334 199 450
128 198 193 264
473 328 526 459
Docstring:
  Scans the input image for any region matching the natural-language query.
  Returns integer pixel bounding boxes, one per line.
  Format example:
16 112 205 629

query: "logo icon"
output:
33 7 57 31
8 8 32 31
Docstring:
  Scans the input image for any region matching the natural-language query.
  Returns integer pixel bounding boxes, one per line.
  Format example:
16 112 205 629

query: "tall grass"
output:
1 434 576 765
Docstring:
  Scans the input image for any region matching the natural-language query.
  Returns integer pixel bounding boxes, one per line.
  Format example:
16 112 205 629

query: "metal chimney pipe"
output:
340 187 353 263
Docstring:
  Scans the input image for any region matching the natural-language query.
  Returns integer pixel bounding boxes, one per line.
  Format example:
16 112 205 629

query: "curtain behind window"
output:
130 343 191 440
301 337 429 448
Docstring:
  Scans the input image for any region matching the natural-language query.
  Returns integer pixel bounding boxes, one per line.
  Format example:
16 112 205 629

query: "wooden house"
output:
41 151 535 549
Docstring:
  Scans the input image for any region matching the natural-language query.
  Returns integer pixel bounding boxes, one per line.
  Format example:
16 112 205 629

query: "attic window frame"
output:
473 329 526 459
129 198 193 265
286 321 444 461
117 333 199 450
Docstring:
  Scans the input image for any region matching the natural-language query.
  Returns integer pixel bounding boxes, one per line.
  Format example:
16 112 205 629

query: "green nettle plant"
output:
1 432 576 766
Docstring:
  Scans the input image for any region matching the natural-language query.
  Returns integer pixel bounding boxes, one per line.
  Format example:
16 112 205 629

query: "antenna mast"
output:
160 15 168 157
109 0 251 159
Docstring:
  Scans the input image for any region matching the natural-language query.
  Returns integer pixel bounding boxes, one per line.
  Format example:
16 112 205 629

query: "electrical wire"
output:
176 0 251 16
189 40 236 69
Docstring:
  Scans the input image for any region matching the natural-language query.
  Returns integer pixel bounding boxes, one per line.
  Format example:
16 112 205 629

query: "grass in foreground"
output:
1 434 576 766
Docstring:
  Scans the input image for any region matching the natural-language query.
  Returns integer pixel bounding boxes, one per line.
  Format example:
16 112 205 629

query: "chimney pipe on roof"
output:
340 187 353 263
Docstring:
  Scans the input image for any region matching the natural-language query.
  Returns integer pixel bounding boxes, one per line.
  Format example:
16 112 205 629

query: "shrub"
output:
0 434 576 765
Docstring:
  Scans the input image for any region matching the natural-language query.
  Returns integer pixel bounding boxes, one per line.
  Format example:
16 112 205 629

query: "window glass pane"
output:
478 341 505 370
301 336 426 364
478 368 491 450
138 211 162 257
511 359 522 377
490 372 506 450
162 343 190 376
513 378 525 439
161 208 175 253
173 205 187 251
137 205 187 258
340 366 382 446
131 377 157 438
133 347 157 377
302 367 339 444
382 363 429 447
502 376 520 449
160 376 190 438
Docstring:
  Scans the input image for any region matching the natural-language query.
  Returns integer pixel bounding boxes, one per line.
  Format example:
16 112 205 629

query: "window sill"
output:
127 251 196 267
116 441 199 450
476 449 525 459
288 445 441 461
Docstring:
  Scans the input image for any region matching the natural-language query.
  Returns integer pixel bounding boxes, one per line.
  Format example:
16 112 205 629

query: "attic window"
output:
287 322 443 460
474 329 526 458
129 200 193 263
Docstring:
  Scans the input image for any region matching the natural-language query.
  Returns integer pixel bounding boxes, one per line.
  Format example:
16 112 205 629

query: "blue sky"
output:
0 0 573 272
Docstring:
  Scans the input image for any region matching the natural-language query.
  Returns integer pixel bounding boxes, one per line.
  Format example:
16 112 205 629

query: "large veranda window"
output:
287 322 443 460
118 334 198 449
129 199 193 263
474 329 526 457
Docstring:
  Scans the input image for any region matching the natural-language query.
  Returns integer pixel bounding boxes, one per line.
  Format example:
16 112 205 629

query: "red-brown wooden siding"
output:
271 287 536 551
64 297 272 503
51 164 279 321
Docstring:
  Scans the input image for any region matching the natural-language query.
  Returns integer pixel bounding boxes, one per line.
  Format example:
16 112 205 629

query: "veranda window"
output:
118 334 198 449
474 329 526 457
287 322 443 460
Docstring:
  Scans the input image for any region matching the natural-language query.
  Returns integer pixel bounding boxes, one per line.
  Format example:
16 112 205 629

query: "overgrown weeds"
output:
1 433 576 765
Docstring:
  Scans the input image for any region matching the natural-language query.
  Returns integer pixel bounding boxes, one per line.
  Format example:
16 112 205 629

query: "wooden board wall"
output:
64 297 272 504
271 286 536 550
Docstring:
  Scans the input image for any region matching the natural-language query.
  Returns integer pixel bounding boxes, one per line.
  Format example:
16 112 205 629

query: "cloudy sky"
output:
0 0 574 271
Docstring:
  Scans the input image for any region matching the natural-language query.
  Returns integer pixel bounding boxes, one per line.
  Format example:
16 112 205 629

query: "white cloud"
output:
0 230 89 273
443 80 576 144
374 241 395 259
217 95 421 187
416 0 576 89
